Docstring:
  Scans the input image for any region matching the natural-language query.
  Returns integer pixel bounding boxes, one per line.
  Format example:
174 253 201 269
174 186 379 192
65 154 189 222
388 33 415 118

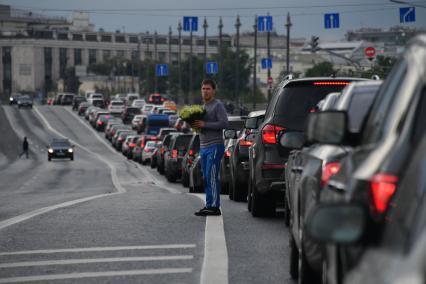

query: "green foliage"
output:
361 56 396 79
305 62 336 77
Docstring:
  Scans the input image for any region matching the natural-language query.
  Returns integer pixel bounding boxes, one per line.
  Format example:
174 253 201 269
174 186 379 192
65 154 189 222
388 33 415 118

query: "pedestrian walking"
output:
19 136 29 159
193 79 229 216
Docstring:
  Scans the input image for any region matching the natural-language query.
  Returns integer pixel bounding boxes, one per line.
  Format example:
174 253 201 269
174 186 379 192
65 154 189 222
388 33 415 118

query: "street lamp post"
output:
235 16 241 109
253 16 258 110
177 21 183 104
154 31 158 93
267 13 272 102
203 17 208 76
218 17 223 91
168 26 172 98
189 20 194 104
285 13 292 75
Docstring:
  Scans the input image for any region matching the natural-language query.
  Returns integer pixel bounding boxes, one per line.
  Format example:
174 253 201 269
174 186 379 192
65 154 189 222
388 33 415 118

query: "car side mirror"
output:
224 129 237 139
305 204 366 244
279 132 305 149
306 111 348 145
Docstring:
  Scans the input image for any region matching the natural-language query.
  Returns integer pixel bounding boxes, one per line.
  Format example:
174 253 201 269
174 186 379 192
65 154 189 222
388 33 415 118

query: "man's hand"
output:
192 120 205 129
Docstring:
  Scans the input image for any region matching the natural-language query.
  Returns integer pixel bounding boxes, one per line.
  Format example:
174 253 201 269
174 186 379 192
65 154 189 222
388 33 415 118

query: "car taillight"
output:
188 149 194 156
118 137 124 141
97 121 103 125
239 138 253 147
313 82 350 86
172 149 178 158
161 98 165 102
160 147 165 155
370 173 398 214
262 124 285 144
187 158 193 165
129 143 136 148
144 148 152 152
321 162 341 187
225 150 231 157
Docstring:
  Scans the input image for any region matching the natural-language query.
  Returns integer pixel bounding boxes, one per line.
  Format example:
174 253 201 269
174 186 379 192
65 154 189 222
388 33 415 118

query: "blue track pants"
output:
200 144 225 208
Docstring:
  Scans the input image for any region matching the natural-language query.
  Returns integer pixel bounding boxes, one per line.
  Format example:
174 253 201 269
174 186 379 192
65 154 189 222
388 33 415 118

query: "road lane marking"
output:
0 255 194 268
0 244 196 255
0 268 193 283
191 193 229 284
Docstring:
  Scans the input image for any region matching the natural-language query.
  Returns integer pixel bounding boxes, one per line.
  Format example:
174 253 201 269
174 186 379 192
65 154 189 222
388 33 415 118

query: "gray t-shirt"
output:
200 99 229 148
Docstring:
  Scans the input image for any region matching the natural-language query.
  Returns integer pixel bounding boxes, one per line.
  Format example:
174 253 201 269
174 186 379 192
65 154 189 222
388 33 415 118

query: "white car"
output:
131 114 146 130
141 104 155 115
141 141 157 165
131 99 145 108
108 100 125 115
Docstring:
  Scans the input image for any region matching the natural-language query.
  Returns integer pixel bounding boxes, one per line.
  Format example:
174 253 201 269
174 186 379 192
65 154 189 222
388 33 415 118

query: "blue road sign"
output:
400 7 416 23
258 16 273 32
156 64 168 77
206 61 218 74
324 13 340 29
261 58 272 69
183 16 198 32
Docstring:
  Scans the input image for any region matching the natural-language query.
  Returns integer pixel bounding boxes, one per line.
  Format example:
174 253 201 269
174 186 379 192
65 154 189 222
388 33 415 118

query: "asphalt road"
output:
0 105 294 284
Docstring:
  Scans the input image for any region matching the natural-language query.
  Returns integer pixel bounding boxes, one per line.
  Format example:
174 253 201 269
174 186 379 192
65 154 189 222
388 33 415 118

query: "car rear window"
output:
174 135 193 153
228 120 245 130
275 80 351 130
127 108 141 114
52 141 70 147
111 101 124 106
347 85 380 133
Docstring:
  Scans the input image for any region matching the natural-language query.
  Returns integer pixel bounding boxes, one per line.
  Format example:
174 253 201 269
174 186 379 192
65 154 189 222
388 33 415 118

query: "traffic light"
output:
311 36 319 53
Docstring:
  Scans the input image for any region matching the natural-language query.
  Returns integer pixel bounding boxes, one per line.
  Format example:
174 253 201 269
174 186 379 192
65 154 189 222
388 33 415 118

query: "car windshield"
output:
51 141 71 147
347 85 381 133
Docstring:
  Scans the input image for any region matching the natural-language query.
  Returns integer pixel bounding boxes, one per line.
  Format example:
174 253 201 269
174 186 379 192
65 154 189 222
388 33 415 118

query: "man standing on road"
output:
19 136 29 159
193 79 229 216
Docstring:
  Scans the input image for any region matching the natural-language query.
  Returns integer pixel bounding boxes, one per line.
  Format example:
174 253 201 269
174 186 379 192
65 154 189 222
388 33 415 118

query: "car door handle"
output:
291 167 303 173
327 180 346 192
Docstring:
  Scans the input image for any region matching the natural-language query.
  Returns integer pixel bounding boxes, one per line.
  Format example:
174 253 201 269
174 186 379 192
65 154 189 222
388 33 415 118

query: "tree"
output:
305 62 336 77
361 55 396 79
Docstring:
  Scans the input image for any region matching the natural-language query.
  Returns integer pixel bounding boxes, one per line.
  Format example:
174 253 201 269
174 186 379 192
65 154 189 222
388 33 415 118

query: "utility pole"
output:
203 17 208 76
137 36 142 94
253 16 258 111
189 18 194 104
267 13 272 102
218 17 223 91
235 15 241 109
154 31 158 93
285 13 292 75
168 26 172 98
145 34 151 94
178 21 183 104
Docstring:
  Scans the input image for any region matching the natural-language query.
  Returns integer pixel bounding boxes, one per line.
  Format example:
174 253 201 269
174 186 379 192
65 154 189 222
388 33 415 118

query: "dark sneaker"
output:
194 207 221 216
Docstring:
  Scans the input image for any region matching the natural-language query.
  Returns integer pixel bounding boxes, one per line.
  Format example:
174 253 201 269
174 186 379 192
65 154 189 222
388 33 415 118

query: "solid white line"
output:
0 268 192 283
191 194 229 284
0 255 194 268
0 244 196 255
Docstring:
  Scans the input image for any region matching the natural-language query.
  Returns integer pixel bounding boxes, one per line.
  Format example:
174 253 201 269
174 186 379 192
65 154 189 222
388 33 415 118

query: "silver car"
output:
141 141 157 165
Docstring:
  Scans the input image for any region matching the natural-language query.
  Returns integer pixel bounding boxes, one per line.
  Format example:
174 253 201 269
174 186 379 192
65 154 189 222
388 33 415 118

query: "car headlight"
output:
9 98 13 101
68 148 73 153
48 148 54 153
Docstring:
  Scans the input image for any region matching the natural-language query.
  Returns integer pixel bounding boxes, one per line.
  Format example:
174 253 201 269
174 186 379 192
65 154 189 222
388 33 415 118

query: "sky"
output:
2 0 426 40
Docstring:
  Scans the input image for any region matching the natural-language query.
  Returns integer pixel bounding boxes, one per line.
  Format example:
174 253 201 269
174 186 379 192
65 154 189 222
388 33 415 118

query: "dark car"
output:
305 35 426 284
95 114 115 132
72 96 87 111
189 154 203 193
164 133 193 182
17 95 33 108
248 77 365 217
122 135 139 158
156 132 180 175
47 139 74 161
122 107 142 124
147 93 166 105
285 80 382 283
181 134 200 188
228 110 265 201
107 124 131 141
114 130 137 151
54 93 64 105
220 116 246 194
335 131 426 284
132 134 157 162
61 93 75 105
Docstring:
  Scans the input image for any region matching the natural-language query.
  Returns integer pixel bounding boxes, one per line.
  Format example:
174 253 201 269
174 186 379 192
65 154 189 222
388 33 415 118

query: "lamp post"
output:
203 17 208 76
235 15 241 108
177 21 183 104
253 16 258 110
285 13 292 75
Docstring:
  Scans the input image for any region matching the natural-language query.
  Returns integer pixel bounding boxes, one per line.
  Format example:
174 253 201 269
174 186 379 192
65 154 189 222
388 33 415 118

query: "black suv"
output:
47 139 74 161
248 77 364 217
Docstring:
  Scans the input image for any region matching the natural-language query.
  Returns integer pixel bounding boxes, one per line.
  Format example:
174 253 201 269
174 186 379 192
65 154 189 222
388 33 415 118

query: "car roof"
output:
228 116 246 121
248 110 266 117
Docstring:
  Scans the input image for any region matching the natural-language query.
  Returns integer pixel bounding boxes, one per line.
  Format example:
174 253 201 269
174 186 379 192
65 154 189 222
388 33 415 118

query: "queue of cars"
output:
44 35 426 283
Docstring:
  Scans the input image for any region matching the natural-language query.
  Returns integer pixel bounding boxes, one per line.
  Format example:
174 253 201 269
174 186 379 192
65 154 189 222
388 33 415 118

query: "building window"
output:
115 35 125 43
44 48 53 92
89 49 97 65
145 51 152 59
208 40 218 46
59 48 67 78
171 38 179 45
2 47 12 96
74 48 82 65
101 35 112 42
72 34 83 41
58 33 68 40
116 50 125 58
183 39 192 45
156 37 167 44
129 36 138 43
196 40 204 46
103 50 111 60
158 52 166 62
86 34 97 41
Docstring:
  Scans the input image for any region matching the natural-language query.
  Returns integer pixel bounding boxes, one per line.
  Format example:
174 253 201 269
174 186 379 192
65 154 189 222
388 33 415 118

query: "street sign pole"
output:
203 18 208 77
189 18 193 104
253 16 257 111
154 31 158 93
235 15 241 109
168 26 172 98
178 21 183 104
218 17 223 91
285 13 292 75
267 13 271 102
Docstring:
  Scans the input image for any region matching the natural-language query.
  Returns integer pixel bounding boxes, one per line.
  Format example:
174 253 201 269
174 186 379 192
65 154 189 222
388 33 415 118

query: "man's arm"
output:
204 103 229 130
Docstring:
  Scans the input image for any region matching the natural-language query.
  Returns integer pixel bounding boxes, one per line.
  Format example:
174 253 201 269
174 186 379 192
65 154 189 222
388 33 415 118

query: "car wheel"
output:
70 155 74 161
182 171 190 187
284 193 290 227
48 156 51 162
251 186 275 217
150 161 156 169
298 227 318 284
232 170 246 202
166 171 176 183
289 235 299 279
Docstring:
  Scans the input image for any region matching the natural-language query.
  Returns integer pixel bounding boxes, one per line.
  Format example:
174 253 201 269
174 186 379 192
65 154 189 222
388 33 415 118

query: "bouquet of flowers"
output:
179 105 206 133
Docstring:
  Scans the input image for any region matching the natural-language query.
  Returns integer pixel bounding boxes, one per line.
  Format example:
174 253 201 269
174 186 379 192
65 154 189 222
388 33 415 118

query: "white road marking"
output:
0 255 194 268
0 244 196 255
191 193 229 284
0 268 192 283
